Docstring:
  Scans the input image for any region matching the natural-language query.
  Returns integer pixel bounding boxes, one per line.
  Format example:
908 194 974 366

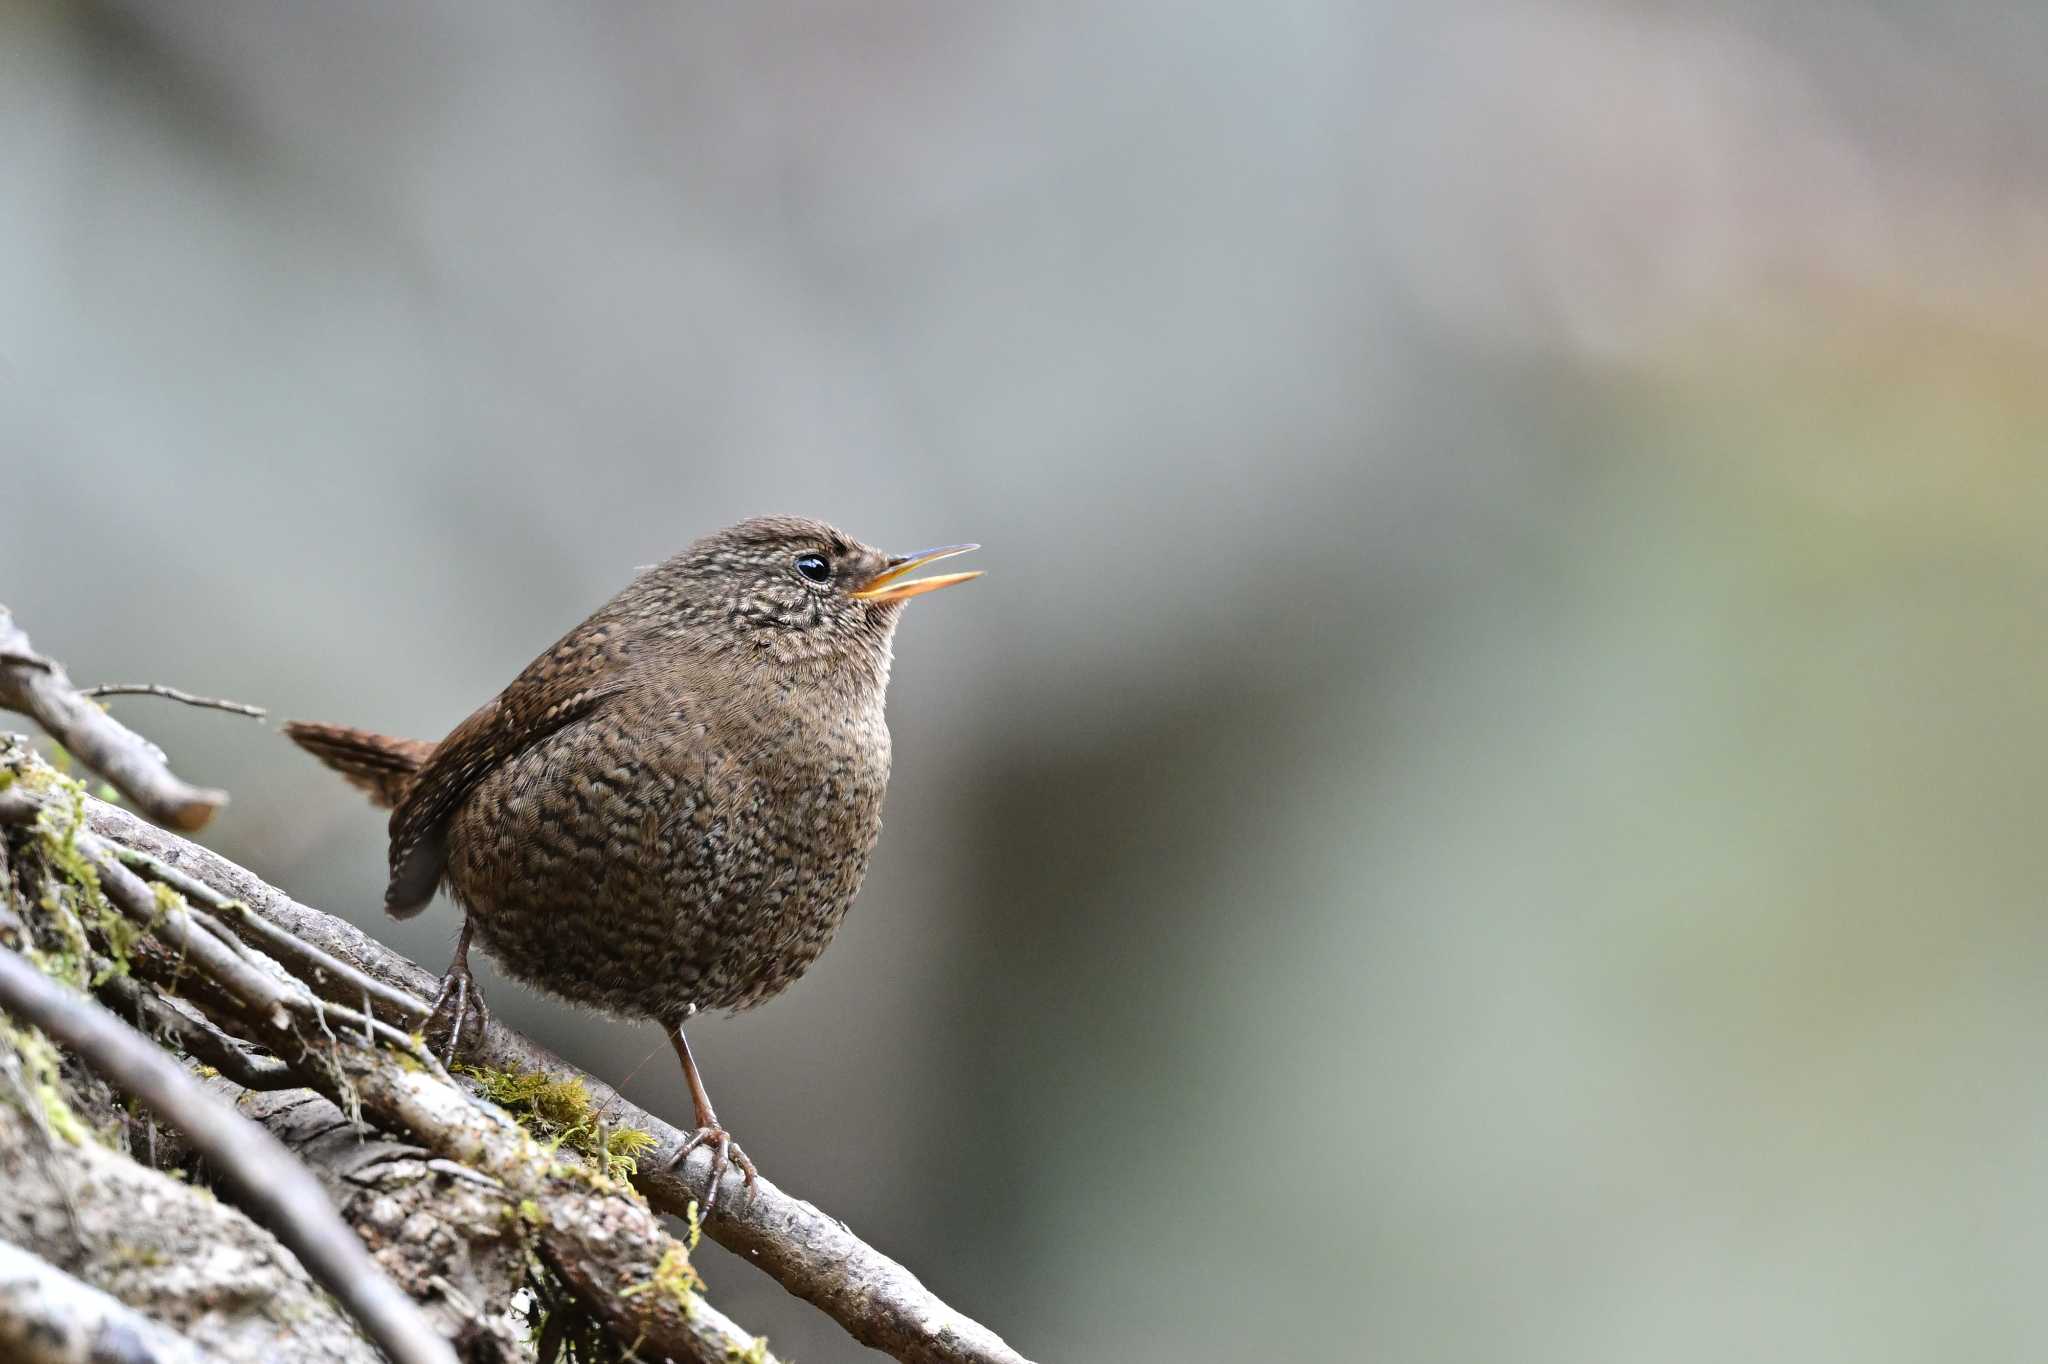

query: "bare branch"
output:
0 1240 221 1364
100 974 301 1092
86 793 1037 1364
0 608 227 831
76 684 267 720
107 843 428 1028
0 948 457 1364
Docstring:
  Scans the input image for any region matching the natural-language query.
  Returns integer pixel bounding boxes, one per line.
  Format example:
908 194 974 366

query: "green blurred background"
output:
5 2 2047 1360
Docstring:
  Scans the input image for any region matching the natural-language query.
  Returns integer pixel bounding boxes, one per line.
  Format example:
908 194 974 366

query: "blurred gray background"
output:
5 2 2048 1360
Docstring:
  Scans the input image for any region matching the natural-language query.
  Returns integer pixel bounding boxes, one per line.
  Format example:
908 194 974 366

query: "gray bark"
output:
0 1240 222 1364
206 1082 529 1362
0 1084 379 1364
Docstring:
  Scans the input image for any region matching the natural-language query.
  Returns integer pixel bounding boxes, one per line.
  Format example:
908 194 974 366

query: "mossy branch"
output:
1 746 773 1364
0 946 455 1364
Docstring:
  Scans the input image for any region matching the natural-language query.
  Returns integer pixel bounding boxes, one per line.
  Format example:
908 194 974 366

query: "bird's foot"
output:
668 1124 758 1218
423 958 484 1066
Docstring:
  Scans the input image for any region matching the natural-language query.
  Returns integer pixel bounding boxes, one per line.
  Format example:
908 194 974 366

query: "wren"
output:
285 516 981 1205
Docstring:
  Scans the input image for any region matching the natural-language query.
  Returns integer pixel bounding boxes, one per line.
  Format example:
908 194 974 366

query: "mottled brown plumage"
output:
284 515 980 1204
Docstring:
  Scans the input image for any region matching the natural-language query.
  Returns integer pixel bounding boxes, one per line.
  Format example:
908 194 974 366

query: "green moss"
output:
603 1124 660 1172
12 767 154 988
726 1337 774 1364
458 1064 660 1181
104 1241 170 1270
30 798 98 988
473 1066 591 1128
2 1019 93 1146
619 1241 703 1312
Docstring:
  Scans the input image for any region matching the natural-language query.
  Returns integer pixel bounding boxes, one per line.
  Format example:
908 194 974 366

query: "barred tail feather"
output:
282 720 435 811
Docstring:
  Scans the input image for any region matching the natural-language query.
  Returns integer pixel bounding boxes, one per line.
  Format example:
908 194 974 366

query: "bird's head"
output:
642 515 981 686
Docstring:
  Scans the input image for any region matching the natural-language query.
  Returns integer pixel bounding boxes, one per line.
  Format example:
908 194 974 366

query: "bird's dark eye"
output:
793 553 832 584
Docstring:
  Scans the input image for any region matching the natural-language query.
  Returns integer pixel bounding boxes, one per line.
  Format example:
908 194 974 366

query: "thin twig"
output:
0 948 456 1364
43 811 441 1073
181 897 436 1071
101 974 301 1092
0 608 227 831
76 684 266 720
110 844 427 1026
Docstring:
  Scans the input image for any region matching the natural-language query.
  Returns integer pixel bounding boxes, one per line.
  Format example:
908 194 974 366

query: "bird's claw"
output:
668 1125 757 1218
424 960 483 1066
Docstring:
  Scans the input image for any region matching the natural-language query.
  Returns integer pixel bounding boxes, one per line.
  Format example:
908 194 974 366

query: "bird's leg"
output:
424 916 484 1065
664 1023 757 1216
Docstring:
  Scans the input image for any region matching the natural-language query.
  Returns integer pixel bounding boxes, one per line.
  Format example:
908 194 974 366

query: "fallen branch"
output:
1 747 781 1364
191 1080 530 1360
0 1022 382 1364
0 947 456 1364
198 1075 786 1364
102 972 302 1091
0 607 227 830
0 1240 221 1364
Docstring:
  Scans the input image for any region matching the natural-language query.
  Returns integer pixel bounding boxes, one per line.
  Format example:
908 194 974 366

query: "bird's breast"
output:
447 687 893 1019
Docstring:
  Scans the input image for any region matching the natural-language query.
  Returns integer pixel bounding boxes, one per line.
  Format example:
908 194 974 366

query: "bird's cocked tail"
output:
282 721 436 811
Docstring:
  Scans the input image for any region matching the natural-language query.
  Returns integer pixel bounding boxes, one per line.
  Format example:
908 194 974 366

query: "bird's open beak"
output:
850 544 983 603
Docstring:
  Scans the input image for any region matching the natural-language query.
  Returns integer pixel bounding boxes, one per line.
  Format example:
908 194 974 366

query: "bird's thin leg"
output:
665 1024 757 1216
424 916 483 1064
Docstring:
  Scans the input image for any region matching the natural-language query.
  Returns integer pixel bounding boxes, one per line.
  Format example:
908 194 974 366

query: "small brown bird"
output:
285 516 980 1204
